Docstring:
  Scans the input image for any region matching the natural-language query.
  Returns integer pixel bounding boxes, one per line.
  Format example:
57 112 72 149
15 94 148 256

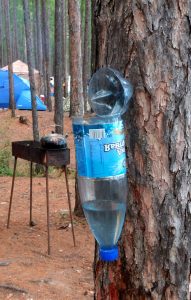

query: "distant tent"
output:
0 70 46 110
2 60 42 94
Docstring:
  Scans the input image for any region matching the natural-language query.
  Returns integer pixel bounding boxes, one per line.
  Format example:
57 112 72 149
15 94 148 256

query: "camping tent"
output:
0 70 46 110
1 60 42 94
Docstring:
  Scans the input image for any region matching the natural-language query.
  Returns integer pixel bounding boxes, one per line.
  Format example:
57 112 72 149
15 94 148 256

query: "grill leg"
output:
45 164 51 255
29 161 33 226
64 166 76 247
7 157 17 228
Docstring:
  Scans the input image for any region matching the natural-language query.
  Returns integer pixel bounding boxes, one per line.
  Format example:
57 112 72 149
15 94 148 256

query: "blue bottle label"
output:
73 120 126 178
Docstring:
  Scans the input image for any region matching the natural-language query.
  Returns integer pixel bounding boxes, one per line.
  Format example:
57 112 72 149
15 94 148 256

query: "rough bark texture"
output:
4 0 15 117
83 0 91 112
23 0 39 142
93 1 191 299
68 0 84 116
54 0 64 134
68 0 84 217
74 172 84 217
41 0 52 111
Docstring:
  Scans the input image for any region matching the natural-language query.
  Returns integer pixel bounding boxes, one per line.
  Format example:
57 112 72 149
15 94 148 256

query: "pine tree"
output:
23 0 39 141
93 1 191 299
54 0 64 134
4 0 15 117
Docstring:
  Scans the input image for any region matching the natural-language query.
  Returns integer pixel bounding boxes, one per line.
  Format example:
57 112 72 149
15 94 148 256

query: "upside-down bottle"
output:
73 68 133 261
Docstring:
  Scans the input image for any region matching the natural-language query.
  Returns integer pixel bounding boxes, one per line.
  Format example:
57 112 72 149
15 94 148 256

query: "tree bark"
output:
41 0 52 111
32 0 37 69
83 0 91 112
4 0 15 117
68 0 84 116
64 0 70 98
68 0 84 217
35 0 43 74
93 1 191 299
80 0 86 59
54 0 64 134
0 0 4 67
61 0 67 98
23 0 39 142
1 0 6 66
13 0 18 61
74 172 84 217
18 11 26 63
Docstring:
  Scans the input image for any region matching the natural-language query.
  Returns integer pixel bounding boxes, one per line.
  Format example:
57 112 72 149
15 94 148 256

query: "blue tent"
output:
0 70 46 110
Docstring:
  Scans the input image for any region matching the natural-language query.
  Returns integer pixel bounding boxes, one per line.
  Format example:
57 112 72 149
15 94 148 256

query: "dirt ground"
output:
0 110 94 300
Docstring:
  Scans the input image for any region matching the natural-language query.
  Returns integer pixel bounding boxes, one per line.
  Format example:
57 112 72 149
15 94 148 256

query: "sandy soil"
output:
0 109 94 300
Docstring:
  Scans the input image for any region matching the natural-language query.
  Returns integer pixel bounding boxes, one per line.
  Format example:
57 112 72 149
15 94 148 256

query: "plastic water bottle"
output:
73 68 133 261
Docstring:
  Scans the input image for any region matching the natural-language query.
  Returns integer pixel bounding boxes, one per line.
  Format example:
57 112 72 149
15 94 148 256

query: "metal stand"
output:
7 157 17 229
45 154 51 255
63 166 76 247
29 161 33 226
6 141 76 255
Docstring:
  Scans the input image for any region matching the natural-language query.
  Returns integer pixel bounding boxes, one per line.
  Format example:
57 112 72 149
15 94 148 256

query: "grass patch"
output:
67 168 76 179
0 145 13 176
0 142 29 177
0 142 76 178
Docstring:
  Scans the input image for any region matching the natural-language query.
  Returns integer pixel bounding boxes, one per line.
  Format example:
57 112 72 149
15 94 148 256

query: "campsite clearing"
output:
0 110 94 300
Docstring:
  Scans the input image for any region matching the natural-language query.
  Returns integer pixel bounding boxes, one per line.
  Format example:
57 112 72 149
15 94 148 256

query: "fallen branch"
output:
0 284 28 294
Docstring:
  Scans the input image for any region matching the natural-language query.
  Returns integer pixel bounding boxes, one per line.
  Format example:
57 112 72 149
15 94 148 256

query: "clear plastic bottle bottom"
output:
78 175 127 261
83 199 126 248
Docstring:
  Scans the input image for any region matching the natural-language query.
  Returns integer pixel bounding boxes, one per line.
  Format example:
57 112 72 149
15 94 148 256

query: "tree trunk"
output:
61 0 67 98
68 0 84 217
4 0 15 117
35 0 43 74
74 172 84 217
41 2 47 108
54 0 64 134
29 2 35 69
41 0 52 111
32 0 37 69
80 0 85 59
13 0 18 61
23 0 39 142
93 1 191 299
0 0 4 67
68 0 84 116
64 0 70 98
83 0 91 112
1 0 7 66
18 11 26 63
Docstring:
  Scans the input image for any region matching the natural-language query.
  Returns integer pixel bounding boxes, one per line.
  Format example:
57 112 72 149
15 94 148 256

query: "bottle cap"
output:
99 246 119 262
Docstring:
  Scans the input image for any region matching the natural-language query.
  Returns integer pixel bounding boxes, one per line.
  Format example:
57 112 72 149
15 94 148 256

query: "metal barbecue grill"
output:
7 140 76 255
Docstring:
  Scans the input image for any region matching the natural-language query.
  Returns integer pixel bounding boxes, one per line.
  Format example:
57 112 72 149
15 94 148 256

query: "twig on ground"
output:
0 284 28 294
